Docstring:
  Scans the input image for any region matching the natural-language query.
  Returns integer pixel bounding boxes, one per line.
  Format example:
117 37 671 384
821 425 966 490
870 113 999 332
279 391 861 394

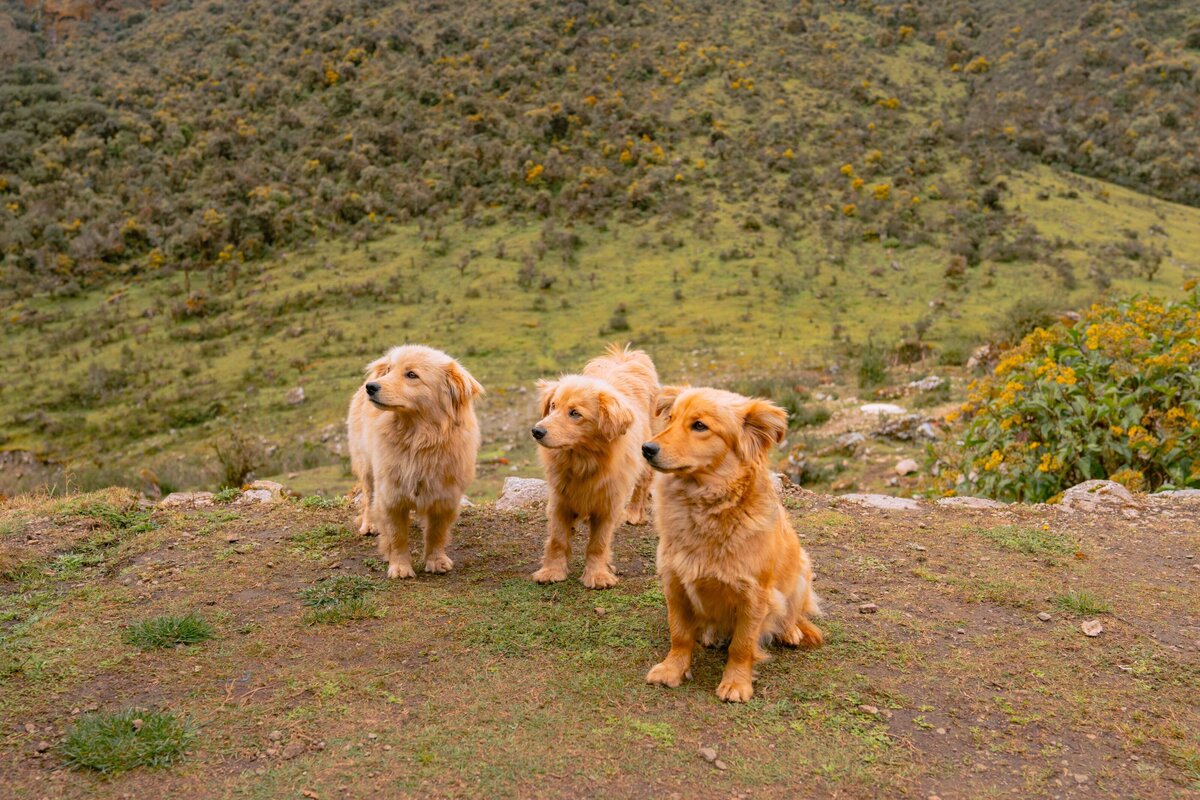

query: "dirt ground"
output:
1 487 1198 799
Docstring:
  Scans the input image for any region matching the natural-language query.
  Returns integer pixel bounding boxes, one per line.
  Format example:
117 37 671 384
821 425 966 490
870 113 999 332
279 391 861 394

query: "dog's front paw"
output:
532 564 568 584
355 514 373 536
625 509 648 526
645 661 688 688
424 553 454 574
387 561 416 579
580 567 618 590
716 676 754 703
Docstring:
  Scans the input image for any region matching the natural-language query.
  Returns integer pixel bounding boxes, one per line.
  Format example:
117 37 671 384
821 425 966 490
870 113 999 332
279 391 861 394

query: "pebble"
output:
859 603 879 614
131 718 144 732
1038 612 1052 622
268 730 283 742
225 533 241 543
714 760 728 771
1074 774 1090 784
35 741 51 753
955 628 966 635
699 747 718 763
1081 620 1104 637
594 607 607 617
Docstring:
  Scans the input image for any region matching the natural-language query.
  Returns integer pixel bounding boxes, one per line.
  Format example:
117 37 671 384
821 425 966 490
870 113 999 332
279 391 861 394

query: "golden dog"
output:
347 345 483 579
531 344 659 589
642 386 822 702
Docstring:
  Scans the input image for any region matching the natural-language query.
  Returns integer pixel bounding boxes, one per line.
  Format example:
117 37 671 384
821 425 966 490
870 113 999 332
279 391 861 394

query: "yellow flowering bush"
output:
934 287 1200 501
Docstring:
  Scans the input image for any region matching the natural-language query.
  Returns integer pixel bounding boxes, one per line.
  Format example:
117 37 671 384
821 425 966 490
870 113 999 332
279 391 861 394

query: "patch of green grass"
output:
57 500 155 534
288 523 354 558
976 525 1076 557
626 718 675 747
60 708 194 774
303 596 382 625
1053 589 1112 616
458 579 662 657
299 575 383 625
856 340 891 390
213 487 241 504
299 494 344 510
124 612 214 649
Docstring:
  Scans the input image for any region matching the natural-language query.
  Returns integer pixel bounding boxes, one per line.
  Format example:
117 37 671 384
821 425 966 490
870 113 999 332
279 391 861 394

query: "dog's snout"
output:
531 426 547 440
641 442 660 460
365 382 381 396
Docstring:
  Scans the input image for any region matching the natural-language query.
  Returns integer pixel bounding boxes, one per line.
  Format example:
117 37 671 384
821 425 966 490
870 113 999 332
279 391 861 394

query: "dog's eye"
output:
569 409 582 419
691 420 708 432
405 371 418 379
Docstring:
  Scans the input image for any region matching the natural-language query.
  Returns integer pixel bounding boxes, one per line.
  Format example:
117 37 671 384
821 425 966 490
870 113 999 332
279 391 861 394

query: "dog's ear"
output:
535 379 558 418
597 391 635 441
444 360 484 415
365 356 390 380
738 399 788 462
654 385 685 419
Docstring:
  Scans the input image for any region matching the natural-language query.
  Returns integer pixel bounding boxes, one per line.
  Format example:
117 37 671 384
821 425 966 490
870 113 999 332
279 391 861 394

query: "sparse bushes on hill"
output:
934 285 1200 502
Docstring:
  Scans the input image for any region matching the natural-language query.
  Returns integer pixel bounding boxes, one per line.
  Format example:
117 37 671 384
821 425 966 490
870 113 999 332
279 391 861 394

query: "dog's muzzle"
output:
641 442 660 461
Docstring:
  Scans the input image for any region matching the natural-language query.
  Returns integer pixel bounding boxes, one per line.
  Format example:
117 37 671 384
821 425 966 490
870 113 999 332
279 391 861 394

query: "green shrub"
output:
857 340 891 389
124 612 214 649
935 287 1200 502
61 709 193 774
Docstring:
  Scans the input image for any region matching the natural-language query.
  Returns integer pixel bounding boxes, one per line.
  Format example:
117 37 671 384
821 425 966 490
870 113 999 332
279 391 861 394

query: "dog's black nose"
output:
642 442 660 460
531 427 547 440
365 382 380 396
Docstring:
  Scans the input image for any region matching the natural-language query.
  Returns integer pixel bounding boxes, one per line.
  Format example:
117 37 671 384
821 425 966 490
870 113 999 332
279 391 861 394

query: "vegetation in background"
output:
935 284 1200 501
124 612 214 650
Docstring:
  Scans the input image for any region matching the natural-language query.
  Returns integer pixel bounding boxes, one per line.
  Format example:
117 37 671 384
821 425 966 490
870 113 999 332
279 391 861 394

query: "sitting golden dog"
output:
642 386 822 702
531 344 659 589
347 345 483 579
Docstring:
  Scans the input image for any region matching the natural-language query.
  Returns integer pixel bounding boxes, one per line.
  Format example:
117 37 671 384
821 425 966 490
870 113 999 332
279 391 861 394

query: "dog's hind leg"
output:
625 469 652 526
377 503 415 579
580 510 619 589
422 504 458 574
532 500 576 584
777 575 824 648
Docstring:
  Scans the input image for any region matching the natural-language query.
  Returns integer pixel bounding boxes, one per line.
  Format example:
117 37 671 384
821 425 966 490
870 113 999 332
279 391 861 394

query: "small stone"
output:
699 747 717 763
282 741 306 760
35 740 51 753
859 603 879 614
594 607 607 617
895 458 919 476
367 733 378 740
1074 774 1089 784
131 718 144 732
936 727 947 735
1081 620 1104 637
858 704 879 715
955 628 966 635
286 386 306 405
714 759 727 771
225 533 241 543
1037 612 1052 622
268 730 283 742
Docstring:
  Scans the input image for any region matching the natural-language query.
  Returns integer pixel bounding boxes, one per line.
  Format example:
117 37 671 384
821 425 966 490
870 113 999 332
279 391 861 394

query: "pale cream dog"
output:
531 344 659 589
347 345 483 579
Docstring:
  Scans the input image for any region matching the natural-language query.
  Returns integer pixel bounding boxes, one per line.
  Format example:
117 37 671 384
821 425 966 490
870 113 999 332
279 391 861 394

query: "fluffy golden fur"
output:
346 345 483 579
642 386 822 702
531 344 659 589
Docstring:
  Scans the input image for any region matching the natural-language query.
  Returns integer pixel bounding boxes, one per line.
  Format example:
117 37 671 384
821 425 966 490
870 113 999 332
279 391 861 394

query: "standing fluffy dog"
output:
642 387 822 702
531 345 659 589
347 345 483 579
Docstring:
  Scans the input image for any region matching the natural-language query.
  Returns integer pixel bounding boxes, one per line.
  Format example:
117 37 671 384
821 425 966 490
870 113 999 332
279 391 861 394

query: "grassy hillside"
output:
0 0 1198 494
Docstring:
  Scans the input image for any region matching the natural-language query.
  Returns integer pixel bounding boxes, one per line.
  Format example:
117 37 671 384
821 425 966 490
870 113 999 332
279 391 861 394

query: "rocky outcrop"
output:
495 477 549 511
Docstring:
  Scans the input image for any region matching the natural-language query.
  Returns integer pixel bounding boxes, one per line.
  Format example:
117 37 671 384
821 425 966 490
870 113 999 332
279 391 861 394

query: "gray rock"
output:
160 491 215 509
699 747 717 763
860 402 906 416
835 431 867 455
236 480 287 505
839 493 922 511
859 602 879 614
286 386 306 405
495 477 549 511
1037 612 1052 622
907 375 946 392
1149 489 1200 503
935 496 1007 509
895 458 919 476
1059 480 1138 513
